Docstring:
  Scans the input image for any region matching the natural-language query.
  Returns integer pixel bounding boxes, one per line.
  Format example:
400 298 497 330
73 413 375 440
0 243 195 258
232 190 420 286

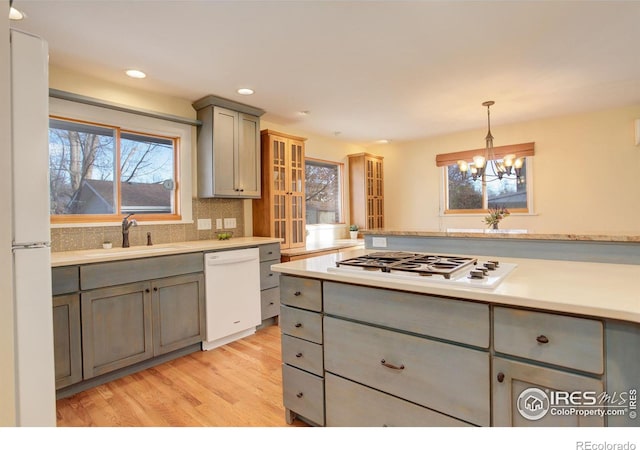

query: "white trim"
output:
635 118 640 146
49 97 193 223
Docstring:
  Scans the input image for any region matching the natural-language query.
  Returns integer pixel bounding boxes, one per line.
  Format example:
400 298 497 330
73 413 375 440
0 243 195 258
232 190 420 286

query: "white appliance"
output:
203 247 261 351
9 29 57 426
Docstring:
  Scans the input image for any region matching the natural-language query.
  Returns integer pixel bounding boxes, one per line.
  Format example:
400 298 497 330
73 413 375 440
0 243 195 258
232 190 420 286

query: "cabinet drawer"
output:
260 287 280 320
280 275 322 312
282 334 323 376
282 364 325 426
52 266 79 296
326 373 473 427
494 307 604 374
81 253 203 290
324 282 489 347
259 261 280 290
280 305 323 344
324 316 490 426
259 243 281 262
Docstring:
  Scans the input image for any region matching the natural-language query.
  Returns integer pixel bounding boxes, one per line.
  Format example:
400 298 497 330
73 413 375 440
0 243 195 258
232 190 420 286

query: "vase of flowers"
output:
484 207 510 230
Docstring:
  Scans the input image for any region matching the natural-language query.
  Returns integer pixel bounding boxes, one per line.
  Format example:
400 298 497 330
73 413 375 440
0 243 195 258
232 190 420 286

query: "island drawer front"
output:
324 316 490 426
81 253 203 290
259 243 281 262
280 275 322 312
282 364 325 426
280 305 323 344
259 261 280 290
494 307 604 374
282 334 323 376
323 282 489 347
52 266 80 296
325 373 473 427
260 287 280 320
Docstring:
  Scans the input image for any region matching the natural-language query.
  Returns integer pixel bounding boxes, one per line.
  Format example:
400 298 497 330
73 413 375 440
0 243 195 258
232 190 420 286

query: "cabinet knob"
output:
294 323 302 328
380 359 405 370
293 291 301 296
295 352 303 358
268 273 273 277
497 372 505 383
145 288 150 293
536 335 550 344
269 302 274 306
296 392 304 399
153 287 158 292
268 251 273 255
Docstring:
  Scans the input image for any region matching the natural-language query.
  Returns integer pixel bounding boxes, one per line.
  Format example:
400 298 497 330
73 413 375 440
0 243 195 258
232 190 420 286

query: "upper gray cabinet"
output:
193 95 265 198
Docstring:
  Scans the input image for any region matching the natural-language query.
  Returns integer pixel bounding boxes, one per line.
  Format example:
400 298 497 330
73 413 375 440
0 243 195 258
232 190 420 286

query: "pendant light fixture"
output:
457 101 523 183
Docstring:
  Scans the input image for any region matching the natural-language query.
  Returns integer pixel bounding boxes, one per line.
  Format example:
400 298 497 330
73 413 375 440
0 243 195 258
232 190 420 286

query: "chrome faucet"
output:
121 213 137 248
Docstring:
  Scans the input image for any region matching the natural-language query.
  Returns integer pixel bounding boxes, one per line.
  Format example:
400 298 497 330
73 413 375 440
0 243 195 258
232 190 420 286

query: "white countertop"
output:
270 248 640 324
51 237 282 267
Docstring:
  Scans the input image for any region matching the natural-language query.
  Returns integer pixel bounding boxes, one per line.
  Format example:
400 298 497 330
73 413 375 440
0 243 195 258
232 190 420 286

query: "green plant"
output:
349 224 359 231
484 207 510 227
217 232 233 240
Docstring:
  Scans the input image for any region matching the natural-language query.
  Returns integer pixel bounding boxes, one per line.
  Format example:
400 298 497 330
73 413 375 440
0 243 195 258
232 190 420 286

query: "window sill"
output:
51 220 194 228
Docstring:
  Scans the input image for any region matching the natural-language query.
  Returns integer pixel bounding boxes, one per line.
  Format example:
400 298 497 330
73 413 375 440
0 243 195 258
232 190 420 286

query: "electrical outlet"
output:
372 237 387 248
223 218 236 229
197 218 212 230
216 218 223 230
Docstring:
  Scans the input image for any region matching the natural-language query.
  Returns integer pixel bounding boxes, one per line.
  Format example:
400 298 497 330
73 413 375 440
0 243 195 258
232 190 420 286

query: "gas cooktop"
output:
327 251 517 289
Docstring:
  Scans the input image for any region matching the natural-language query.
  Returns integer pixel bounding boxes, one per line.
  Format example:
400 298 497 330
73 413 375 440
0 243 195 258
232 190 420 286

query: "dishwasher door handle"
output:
206 255 259 266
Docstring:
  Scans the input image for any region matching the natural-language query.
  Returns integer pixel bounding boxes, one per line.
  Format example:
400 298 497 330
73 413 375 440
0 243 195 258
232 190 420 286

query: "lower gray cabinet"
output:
53 293 82 389
152 273 205 356
81 281 154 379
81 273 205 379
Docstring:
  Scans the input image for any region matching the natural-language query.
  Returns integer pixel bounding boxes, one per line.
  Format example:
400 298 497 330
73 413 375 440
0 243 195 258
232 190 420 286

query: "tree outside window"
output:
305 159 343 224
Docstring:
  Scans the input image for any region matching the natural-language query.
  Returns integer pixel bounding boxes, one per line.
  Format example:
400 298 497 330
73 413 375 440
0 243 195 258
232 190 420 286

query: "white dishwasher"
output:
203 247 261 351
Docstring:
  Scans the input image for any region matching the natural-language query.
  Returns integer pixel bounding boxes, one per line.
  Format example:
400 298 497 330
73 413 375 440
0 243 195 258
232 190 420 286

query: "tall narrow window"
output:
305 158 343 224
49 117 179 222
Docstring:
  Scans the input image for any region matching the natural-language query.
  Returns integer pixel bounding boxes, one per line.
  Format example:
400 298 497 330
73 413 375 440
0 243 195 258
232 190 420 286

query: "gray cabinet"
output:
81 281 154 378
81 273 206 379
279 275 325 426
52 266 82 389
492 357 604 427
194 95 265 198
259 243 281 321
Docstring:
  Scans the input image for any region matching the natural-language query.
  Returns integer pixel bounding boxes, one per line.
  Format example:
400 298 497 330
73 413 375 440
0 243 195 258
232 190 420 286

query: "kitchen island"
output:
270 247 639 427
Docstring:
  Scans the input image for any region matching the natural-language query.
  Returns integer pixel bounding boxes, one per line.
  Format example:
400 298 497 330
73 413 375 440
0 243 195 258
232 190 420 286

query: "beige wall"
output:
1 1 17 426
382 105 640 235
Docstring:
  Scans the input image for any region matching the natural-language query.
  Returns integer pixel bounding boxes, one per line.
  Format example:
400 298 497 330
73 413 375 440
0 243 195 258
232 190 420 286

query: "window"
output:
446 158 529 212
305 158 343 224
437 142 534 214
49 117 179 221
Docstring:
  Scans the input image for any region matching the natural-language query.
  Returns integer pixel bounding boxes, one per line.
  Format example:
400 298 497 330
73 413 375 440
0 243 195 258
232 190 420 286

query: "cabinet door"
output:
237 113 260 197
492 357 604 426
81 282 153 378
287 139 306 249
53 294 82 389
152 273 205 356
212 106 239 196
271 135 289 246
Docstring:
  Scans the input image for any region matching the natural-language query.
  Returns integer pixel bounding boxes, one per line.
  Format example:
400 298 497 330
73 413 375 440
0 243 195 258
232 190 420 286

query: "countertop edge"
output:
362 230 640 243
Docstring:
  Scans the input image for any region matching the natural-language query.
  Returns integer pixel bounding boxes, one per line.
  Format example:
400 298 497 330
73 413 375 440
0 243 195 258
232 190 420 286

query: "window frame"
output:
304 157 345 225
48 97 193 226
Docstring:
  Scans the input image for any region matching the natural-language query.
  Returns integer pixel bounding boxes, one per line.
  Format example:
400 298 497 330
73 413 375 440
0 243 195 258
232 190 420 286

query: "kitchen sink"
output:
85 244 191 257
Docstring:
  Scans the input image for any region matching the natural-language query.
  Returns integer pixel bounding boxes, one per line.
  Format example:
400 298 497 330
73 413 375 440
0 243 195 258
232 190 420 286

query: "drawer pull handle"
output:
269 302 275 306
497 372 505 383
293 291 301 296
380 359 405 370
296 352 303 358
269 273 273 276
294 323 302 328
536 335 550 344
296 392 304 398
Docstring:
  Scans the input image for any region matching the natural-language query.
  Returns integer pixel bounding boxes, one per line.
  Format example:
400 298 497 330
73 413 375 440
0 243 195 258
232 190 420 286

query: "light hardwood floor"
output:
56 324 308 427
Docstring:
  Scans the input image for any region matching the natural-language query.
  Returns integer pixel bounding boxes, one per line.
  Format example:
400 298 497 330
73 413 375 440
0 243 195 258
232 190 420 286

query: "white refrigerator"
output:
10 28 56 426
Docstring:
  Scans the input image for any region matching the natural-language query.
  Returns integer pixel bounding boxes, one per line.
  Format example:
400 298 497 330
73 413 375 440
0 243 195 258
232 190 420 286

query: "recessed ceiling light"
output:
125 69 146 79
237 88 254 95
9 6 25 20
298 110 310 116
375 139 390 144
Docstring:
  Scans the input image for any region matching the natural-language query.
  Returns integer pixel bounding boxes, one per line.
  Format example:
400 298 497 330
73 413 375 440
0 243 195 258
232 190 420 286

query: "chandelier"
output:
456 101 524 183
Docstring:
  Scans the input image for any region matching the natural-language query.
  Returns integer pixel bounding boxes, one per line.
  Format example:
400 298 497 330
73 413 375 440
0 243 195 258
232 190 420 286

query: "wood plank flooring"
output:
56 324 308 427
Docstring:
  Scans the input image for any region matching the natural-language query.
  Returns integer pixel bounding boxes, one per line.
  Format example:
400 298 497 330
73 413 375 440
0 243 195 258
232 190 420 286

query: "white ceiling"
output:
11 0 640 145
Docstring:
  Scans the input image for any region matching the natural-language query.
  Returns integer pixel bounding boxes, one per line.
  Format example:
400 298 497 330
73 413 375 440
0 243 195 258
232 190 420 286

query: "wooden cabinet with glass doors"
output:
253 130 307 249
348 153 384 231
